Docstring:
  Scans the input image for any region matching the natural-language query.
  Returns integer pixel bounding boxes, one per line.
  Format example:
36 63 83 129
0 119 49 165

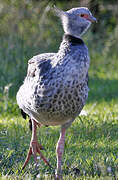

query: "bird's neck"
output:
63 34 84 45
57 34 84 59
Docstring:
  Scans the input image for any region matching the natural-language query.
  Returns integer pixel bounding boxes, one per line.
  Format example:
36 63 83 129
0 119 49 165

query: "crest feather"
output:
53 5 67 17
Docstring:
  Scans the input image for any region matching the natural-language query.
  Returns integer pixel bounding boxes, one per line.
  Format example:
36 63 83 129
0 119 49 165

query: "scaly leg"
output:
55 127 66 179
22 119 51 170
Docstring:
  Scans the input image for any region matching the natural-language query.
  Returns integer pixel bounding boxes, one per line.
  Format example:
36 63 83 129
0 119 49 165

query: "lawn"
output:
0 0 118 179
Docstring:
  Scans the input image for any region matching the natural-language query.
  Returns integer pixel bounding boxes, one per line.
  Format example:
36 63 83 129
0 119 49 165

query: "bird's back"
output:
17 34 90 126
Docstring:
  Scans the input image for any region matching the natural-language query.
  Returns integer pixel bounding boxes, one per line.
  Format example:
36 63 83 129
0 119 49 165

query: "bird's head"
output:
53 6 97 38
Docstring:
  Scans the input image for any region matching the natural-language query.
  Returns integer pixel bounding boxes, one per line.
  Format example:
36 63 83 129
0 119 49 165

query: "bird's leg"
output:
30 119 38 164
55 127 66 179
22 119 51 170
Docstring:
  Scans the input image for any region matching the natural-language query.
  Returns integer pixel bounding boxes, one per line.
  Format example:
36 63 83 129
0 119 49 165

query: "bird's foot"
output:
22 141 51 170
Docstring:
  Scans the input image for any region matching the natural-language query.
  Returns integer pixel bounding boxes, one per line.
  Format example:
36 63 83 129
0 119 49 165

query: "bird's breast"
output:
31 75 89 126
18 45 90 126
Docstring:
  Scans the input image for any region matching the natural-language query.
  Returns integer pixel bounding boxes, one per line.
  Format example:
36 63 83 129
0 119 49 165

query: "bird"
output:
16 6 96 179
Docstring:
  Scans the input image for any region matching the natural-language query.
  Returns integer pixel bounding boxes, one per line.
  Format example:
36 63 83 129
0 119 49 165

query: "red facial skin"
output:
79 14 96 22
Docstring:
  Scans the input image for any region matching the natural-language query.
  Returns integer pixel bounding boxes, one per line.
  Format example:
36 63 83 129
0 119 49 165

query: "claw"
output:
22 119 51 170
22 147 32 170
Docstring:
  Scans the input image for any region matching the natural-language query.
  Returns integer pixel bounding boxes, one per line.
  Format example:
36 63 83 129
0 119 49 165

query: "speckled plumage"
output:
16 7 96 178
17 34 89 127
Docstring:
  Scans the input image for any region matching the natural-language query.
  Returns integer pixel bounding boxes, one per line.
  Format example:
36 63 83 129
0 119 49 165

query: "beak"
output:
88 15 97 23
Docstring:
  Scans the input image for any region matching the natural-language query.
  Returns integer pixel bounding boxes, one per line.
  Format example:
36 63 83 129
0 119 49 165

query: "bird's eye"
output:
80 14 84 17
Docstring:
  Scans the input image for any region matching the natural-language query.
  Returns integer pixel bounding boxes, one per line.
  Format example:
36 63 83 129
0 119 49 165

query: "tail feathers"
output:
29 118 32 131
20 109 32 131
21 109 27 119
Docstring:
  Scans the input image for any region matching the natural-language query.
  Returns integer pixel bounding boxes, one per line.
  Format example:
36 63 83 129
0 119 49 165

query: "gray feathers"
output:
17 6 95 127
16 8 96 177
17 34 90 127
